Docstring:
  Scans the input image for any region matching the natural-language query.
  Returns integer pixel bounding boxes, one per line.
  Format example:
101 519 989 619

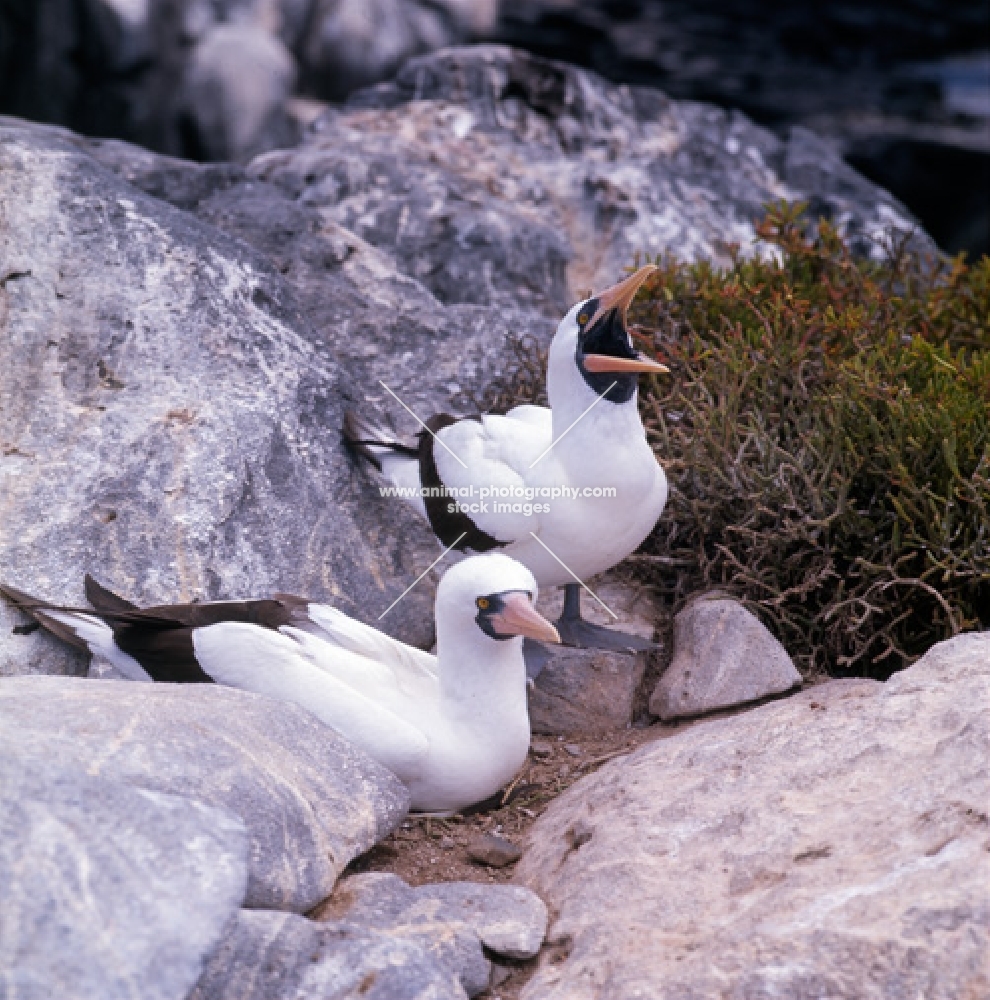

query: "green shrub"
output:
628 203 989 677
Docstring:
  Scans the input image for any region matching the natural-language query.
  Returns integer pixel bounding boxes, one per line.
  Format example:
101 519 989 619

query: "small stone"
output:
650 595 801 720
566 819 594 850
490 962 512 988
528 581 658 735
440 836 455 850
311 871 547 990
564 744 583 757
530 741 554 758
467 834 522 868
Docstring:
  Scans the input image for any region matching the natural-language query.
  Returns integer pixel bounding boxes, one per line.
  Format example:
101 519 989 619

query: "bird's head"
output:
437 554 560 646
549 265 669 407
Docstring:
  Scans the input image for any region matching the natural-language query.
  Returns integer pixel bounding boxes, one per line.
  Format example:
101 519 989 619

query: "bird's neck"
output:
436 626 528 727
548 386 649 461
547 355 648 446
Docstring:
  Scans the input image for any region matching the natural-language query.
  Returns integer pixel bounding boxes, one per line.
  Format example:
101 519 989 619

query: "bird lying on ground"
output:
1 553 559 813
345 264 669 663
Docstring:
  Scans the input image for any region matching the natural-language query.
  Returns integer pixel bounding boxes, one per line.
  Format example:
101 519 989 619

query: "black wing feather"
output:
4 577 305 686
419 413 507 552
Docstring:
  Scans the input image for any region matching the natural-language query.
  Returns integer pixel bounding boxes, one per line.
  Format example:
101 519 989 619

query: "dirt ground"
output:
327 719 683 999
319 681 818 999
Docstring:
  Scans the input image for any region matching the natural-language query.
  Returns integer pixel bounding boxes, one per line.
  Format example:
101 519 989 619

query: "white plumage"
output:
3 555 559 812
347 266 669 648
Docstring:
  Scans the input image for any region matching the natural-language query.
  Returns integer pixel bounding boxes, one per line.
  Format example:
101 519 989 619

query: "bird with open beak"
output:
345 265 669 668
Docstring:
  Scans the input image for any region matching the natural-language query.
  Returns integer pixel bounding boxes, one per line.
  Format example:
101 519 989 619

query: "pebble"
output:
490 962 512 988
466 834 522 868
530 741 554 758
564 744 583 757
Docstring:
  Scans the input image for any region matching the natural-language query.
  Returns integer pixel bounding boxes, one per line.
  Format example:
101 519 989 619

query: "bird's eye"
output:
577 311 590 326
476 597 490 610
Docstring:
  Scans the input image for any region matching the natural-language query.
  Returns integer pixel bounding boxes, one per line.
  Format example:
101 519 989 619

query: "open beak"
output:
581 264 669 375
586 264 657 329
491 593 561 644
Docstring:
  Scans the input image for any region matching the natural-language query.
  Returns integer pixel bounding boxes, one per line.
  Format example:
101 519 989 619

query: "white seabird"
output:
1 554 559 813
345 265 669 656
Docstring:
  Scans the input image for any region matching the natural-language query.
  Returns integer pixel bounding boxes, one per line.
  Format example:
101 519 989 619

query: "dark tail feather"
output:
342 409 418 473
85 574 139 614
0 580 44 611
0 582 92 652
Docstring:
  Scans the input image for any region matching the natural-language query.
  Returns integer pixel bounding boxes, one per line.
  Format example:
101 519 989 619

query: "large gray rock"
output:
316 45 932 301
182 22 299 162
190 908 468 1000
529 579 657 734
0 750 248 1000
0 676 410 911
515 632 990 999
650 592 802 720
194 871 548 1000
0 113 455 674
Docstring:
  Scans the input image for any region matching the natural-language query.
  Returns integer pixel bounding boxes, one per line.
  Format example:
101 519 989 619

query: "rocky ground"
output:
1 43 985 1000
338 729 667 999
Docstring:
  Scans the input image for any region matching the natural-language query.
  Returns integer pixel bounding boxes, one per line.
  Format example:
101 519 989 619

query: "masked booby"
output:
1 554 559 813
345 265 669 656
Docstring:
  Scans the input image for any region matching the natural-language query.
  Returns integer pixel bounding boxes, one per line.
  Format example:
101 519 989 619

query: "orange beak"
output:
582 353 669 375
490 593 561 644
585 264 657 329
581 265 669 375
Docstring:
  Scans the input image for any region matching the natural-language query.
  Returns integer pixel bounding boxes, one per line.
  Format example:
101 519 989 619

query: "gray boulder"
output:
0 750 248 1000
323 45 932 299
0 113 449 675
650 592 802 720
182 22 299 162
189 908 468 1000
529 580 658 734
323 872 548 980
516 632 990 999
0 677 410 911
193 871 548 999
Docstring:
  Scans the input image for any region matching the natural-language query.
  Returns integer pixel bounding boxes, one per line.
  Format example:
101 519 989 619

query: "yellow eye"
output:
476 597 490 610
577 311 590 326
